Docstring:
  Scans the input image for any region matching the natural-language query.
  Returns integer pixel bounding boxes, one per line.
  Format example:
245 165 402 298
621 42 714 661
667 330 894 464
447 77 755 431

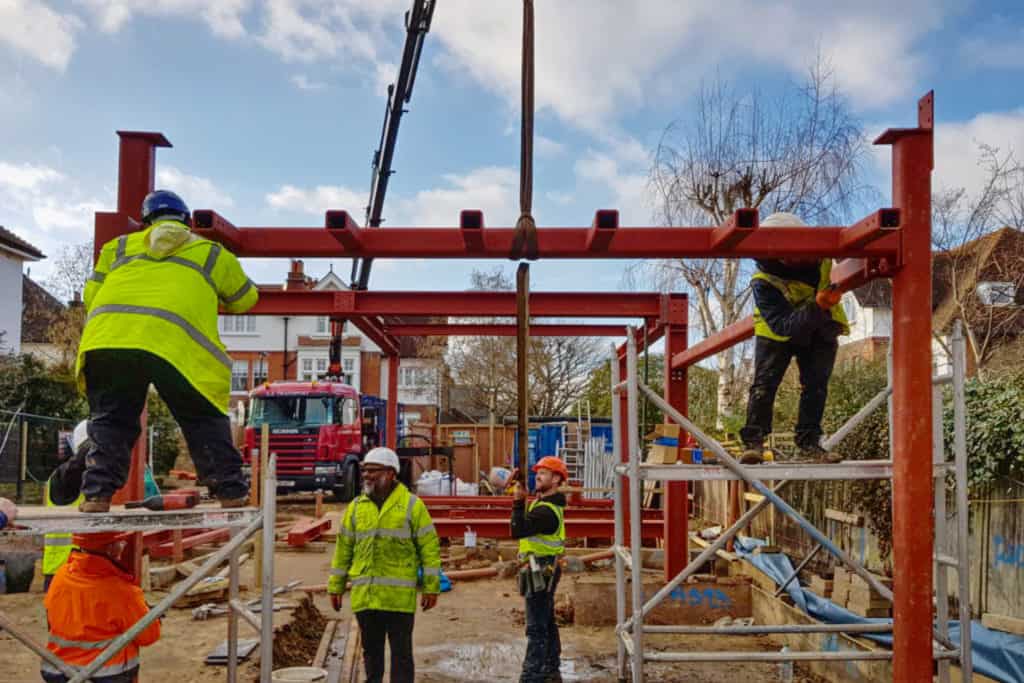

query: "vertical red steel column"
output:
878 92 934 681
661 295 689 581
387 355 400 449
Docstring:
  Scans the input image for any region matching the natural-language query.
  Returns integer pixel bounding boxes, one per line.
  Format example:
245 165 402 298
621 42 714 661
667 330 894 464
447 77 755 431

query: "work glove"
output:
816 285 842 310
330 592 343 612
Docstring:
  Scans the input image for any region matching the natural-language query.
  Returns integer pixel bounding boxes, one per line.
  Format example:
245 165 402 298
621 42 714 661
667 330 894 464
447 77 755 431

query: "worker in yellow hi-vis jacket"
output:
75 190 257 513
328 447 441 683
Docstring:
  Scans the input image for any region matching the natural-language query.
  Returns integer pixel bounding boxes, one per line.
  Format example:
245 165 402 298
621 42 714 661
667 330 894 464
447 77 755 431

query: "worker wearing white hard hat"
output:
739 211 850 465
41 421 90 590
327 446 441 683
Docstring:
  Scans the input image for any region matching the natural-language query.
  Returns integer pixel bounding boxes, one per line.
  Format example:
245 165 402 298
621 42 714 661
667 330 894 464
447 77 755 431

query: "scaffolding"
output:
0 456 279 683
610 323 974 681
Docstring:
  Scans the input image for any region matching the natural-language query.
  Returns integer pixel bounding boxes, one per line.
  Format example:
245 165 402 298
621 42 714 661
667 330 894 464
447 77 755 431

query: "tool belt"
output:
518 555 557 598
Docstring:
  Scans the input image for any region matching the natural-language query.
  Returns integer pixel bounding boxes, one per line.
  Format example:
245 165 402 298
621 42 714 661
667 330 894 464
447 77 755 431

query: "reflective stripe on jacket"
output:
42 552 161 678
76 220 257 414
42 479 84 576
518 499 566 558
751 260 850 342
328 482 442 613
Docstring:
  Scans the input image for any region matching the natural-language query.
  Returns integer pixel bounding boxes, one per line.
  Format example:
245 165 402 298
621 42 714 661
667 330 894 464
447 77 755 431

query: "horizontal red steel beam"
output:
287 516 332 547
671 255 891 369
250 290 665 318
431 507 663 521
148 528 230 558
432 517 664 540
838 209 901 250
710 208 760 251
384 323 630 337
421 495 615 508
191 219 900 261
349 315 399 356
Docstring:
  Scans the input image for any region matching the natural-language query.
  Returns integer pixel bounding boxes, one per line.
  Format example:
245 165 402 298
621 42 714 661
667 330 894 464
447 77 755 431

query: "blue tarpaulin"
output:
732 537 1024 683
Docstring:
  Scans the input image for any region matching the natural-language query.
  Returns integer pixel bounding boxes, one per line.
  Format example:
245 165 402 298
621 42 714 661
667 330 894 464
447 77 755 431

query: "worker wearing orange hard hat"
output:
510 455 567 683
42 531 161 682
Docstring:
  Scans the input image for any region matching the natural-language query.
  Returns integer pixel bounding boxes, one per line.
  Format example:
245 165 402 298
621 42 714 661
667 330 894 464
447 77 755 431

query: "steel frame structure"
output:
611 320 973 681
90 91 937 679
0 457 279 683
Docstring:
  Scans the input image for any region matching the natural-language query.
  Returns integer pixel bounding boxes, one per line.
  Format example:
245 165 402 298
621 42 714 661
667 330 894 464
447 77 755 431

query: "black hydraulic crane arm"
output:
350 0 436 291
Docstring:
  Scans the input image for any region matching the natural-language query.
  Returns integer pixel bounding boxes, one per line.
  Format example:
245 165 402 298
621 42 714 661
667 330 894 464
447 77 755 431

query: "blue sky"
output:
3 1 1024 337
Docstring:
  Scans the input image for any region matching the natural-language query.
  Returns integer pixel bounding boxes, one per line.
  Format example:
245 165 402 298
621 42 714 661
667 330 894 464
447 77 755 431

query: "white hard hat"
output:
760 212 807 228
72 420 92 458
363 447 401 473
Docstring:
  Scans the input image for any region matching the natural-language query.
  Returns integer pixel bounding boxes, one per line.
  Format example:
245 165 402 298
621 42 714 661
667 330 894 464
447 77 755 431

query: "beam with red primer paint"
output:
148 528 230 559
384 323 630 337
286 516 332 547
433 516 664 540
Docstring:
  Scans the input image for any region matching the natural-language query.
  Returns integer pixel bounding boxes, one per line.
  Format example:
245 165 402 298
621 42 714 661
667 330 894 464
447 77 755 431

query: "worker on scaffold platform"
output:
739 212 849 465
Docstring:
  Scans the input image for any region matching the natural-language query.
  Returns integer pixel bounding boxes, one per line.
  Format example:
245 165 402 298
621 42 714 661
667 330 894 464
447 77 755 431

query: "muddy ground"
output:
0 503 828 682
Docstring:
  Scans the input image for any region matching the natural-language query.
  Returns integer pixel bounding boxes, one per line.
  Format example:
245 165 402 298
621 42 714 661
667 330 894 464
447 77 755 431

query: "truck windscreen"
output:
249 395 334 428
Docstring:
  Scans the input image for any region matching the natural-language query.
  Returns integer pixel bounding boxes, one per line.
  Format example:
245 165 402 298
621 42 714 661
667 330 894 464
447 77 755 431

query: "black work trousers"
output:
739 335 838 450
355 609 415 683
521 561 562 683
82 349 247 500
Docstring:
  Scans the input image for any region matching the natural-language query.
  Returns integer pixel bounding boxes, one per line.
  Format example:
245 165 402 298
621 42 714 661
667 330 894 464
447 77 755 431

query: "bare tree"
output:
639 58 871 429
447 268 602 418
43 241 93 304
932 144 1024 375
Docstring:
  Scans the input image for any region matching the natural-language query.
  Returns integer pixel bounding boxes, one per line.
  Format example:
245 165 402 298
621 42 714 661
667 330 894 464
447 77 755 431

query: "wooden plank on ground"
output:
982 612 1024 636
314 619 338 668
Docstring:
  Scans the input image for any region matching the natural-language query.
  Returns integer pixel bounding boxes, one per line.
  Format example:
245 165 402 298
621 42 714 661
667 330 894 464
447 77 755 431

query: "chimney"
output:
286 259 307 290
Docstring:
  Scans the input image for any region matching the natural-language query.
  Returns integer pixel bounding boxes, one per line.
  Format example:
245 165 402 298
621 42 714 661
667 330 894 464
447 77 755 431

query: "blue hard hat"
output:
141 189 190 225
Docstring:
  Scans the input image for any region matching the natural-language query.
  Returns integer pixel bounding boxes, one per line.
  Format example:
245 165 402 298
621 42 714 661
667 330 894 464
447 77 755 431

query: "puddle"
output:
418 642 617 682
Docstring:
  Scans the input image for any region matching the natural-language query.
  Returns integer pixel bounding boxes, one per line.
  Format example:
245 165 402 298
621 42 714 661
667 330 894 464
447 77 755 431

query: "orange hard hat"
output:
72 531 129 551
532 456 569 481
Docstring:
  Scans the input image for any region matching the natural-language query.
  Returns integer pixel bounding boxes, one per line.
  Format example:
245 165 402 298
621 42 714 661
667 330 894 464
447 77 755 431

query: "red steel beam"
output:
663 315 689 582
422 495 615 509
877 91 934 681
193 209 243 253
431 507 663 521
148 528 230 559
585 209 619 251
189 220 900 260
838 208 901 250
383 323 630 337
349 315 400 356
251 290 665 318
432 516 664 540
709 208 759 251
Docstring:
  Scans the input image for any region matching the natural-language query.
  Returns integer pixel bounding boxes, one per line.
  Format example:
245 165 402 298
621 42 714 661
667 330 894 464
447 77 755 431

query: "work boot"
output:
79 497 111 513
797 444 843 464
218 496 250 509
739 445 764 465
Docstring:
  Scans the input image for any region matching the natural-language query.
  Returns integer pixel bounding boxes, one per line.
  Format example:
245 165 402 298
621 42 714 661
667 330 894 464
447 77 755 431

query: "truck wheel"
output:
333 461 359 503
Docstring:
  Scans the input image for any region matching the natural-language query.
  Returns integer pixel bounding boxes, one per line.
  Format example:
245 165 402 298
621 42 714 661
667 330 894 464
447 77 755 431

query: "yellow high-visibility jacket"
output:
76 220 257 413
328 482 442 613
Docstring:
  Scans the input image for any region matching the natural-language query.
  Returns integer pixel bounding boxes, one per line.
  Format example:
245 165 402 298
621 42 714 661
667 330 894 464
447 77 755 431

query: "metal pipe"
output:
953 321 973 677
774 542 823 598
230 599 262 632
227 531 241 682
67 514 263 683
642 623 894 635
823 387 890 450
625 328 644 683
624 480 789 629
933 384 951 683
0 611 78 678
609 350 626 683
260 454 278 683
643 650 961 663
638 381 956 651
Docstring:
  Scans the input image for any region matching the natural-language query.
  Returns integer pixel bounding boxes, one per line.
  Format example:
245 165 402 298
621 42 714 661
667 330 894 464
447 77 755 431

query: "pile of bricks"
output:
806 573 833 599
831 566 892 617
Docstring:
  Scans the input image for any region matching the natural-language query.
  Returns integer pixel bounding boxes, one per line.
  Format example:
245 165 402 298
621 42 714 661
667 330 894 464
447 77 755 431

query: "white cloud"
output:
546 191 573 206
265 183 365 215
933 110 1024 195
0 161 64 190
431 1 948 134
156 166 235 209
290 73 326 91
257 0 405 64
75 0 251 39
33 198 106 233
0 1 80 70
374 61 397 96
394 166 518 227
574 151 650 224
536 135 565 158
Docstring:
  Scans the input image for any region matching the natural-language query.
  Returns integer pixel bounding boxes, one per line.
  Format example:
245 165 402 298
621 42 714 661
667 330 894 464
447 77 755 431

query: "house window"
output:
253 358 268 386
400 367 433 387
302 358 313 374
231 360 249 392
343 358 355 373
221 316 256 334
316 317 328 334
316 358 328 373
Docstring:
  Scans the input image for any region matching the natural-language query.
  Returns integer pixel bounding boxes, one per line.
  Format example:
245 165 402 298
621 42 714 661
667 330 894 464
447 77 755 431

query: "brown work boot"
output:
739 446 765 465
798 444 843 464
218 496 250 509
79 497 111 513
